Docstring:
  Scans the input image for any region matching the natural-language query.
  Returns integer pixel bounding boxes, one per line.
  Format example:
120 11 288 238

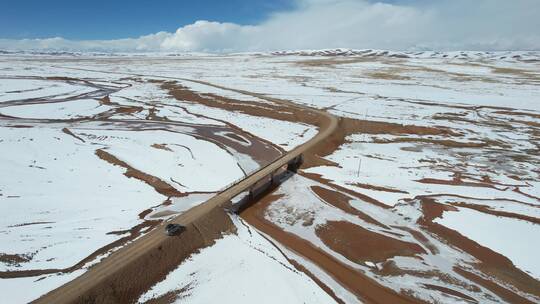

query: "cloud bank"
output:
1 0 539 52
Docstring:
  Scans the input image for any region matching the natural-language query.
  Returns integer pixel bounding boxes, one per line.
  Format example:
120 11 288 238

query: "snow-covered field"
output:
435 207 540 280
1 50 539 303
0 54 316 302
138 215 336 304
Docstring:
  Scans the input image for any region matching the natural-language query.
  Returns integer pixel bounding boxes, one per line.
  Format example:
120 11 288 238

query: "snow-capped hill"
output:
270 48 540 62
271 48 370 57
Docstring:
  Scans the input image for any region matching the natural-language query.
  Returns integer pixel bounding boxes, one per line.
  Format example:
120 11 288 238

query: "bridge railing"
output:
215 152 303 201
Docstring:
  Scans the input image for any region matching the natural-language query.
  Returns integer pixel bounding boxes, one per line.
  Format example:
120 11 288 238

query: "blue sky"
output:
1 0 538 52
0 0 295 39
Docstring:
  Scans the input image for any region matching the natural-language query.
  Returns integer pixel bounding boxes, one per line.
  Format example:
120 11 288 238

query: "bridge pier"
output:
287 154 304 173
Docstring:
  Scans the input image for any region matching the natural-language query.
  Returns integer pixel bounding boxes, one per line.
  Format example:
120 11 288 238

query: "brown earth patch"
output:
376 260 482 293
493 110 540 120
162 82 303 126
303 116 458 169
347 182 408 194
418 197 540 300
365 70 412 81
241 190 423 304
302 172 390 208
0 253 32 267
316 220 426 263
140 282 194 304
422 283 478 303
417 172 527 189
253 224 346 304
224 132 249 144
374 137 490 149
95 148 183 197
296 57 377 67
455 268 537 304
513 187 540 203
99 95 112 106
151 143 173 152
0 218 161 279
161 80 458 172
450 202 540 224
400 145 424 152
491 67 540 80
6 124 33 128
114 105 144 115
418 197 459 222
35 207 236 303
416 177 494 189
311 185 388 228
62 127 85 143
396 226 440 255
160 82 291 166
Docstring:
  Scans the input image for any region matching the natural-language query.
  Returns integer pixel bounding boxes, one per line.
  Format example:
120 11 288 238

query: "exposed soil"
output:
422 283 478 303
162 82 303 126
9 63 538 304
417 198 459 222
455 267 537 304
0 253 32 267
396 226 439 255
140 282 194 304
365 70 412 81
311 185 388 228
150 143 173 152
374 136 491 149
416 174 499 189
95 148 184 197
302 116 458 169
418 197 540 300
61 127 86 143
296 57 388 67
0 218 160 279
36 206 236 304
254 225 346 304
161 81 336 168
31 71 338 303
374 260 482 292
224 132 250 144
493 110 540 120
347 182 408 194
450 201 540 224
302 172 390 209
241 192 423 304
227 84 539 303
316 220 426 263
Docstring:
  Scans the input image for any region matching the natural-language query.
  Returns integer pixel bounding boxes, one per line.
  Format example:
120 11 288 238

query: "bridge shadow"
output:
229 169 296 214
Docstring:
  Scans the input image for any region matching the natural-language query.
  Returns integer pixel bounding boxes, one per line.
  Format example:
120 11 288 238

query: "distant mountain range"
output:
1 48 539 62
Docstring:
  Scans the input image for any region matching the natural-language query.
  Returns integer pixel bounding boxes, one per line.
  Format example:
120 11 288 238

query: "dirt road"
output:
33 74 338 304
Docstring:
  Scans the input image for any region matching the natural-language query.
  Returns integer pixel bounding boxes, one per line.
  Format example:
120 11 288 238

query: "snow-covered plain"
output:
1 50 539 303
138 215 336 304
0 78 95 103
435 207 540 280
0 55 318 302
94 50 536 303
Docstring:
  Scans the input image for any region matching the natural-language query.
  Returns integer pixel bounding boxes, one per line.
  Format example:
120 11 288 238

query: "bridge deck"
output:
34 78 338 304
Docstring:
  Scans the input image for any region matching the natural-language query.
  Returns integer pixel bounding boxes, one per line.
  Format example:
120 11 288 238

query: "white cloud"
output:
1 0 539 52
160 21 258 52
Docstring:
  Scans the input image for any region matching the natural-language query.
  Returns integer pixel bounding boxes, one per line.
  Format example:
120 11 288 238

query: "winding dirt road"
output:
33 74 338 304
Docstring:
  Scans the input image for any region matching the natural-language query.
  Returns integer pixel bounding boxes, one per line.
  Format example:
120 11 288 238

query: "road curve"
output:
33 74 338 304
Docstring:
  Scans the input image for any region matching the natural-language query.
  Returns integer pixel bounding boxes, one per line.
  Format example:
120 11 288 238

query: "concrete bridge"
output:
34 78 338 304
